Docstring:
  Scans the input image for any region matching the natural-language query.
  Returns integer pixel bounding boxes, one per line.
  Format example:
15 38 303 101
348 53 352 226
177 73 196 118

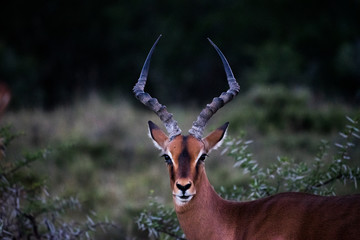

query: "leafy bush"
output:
0 126 117 239
137 116 360 240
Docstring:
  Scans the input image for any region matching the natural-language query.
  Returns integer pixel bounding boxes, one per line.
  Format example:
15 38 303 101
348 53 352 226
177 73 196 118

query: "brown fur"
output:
176 168 360 240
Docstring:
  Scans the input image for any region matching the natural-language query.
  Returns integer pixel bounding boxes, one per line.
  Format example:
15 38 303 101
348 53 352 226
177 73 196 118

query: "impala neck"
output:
174 169 243 239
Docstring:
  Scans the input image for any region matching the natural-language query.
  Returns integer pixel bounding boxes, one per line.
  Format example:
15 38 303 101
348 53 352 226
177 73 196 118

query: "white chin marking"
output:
174 195 193 205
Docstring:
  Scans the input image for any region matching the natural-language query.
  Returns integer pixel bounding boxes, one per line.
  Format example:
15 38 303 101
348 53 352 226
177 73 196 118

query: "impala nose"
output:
176 182 192 193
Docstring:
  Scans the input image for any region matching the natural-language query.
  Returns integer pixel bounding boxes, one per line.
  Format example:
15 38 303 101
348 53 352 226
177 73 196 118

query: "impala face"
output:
149 121 228 205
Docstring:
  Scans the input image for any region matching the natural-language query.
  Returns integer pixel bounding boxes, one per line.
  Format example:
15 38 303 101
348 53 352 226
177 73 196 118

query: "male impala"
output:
133 36 360 240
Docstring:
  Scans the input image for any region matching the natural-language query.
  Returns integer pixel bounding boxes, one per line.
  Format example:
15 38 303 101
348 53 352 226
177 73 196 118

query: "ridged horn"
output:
133 35 182 140
188 38 240 139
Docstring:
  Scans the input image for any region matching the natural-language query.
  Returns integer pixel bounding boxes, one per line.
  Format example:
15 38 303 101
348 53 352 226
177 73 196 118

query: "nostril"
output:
176 182 192 192
184 183 191 190
176 183 184 191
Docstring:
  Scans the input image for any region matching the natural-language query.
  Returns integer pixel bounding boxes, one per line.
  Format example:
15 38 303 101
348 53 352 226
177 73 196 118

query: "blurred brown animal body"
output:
0 82 10 160
0 83 10 118
134 36 360 240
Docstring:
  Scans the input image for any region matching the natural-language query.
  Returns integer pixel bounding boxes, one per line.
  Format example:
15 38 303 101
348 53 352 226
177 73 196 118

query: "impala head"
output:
148 120 228 205
133 35 240 205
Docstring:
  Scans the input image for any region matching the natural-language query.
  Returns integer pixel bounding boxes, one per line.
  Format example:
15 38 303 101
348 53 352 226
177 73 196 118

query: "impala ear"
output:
202 122 229 152
148 121 169 151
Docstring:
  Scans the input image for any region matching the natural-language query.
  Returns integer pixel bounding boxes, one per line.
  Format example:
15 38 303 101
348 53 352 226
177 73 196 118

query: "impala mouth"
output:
173 194 194 204
180 195 190 199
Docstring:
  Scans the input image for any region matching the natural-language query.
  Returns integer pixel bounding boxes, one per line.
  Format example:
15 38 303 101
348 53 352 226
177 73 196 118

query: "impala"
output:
133 35 360 240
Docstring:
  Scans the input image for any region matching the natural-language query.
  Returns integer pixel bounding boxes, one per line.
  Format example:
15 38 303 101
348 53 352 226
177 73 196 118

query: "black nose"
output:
176 182 191 193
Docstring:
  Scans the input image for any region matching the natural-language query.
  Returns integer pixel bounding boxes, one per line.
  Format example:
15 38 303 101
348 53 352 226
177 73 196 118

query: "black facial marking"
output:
193 161 201 185
170 165 175 182
178 136 191 178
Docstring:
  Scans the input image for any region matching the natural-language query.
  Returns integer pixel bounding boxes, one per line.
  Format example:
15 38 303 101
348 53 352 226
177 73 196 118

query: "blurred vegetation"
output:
0 126 118 239
1 86 359 239
0 0 360 109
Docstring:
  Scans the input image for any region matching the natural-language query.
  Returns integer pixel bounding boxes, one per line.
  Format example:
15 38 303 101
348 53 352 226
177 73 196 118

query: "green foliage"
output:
0 126 117 239
228 85 348 134
136 115 360 239
137 193 185 240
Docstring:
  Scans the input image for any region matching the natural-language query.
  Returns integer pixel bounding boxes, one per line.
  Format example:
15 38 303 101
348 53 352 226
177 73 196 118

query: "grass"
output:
2 86 359 239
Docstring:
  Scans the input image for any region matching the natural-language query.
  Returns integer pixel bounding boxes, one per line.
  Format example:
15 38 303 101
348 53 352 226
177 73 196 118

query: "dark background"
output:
1 0 359 109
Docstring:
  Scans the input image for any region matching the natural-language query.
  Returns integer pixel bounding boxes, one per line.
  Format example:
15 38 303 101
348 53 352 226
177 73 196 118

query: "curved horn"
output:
133 35 182 139
188 38 240 139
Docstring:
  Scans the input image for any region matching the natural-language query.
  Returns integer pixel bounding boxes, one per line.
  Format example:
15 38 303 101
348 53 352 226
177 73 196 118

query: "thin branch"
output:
312 173 342 189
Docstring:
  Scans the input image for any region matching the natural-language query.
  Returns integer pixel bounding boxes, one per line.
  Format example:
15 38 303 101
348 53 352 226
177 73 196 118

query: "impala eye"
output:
162 154 172 165
198 154 208 162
